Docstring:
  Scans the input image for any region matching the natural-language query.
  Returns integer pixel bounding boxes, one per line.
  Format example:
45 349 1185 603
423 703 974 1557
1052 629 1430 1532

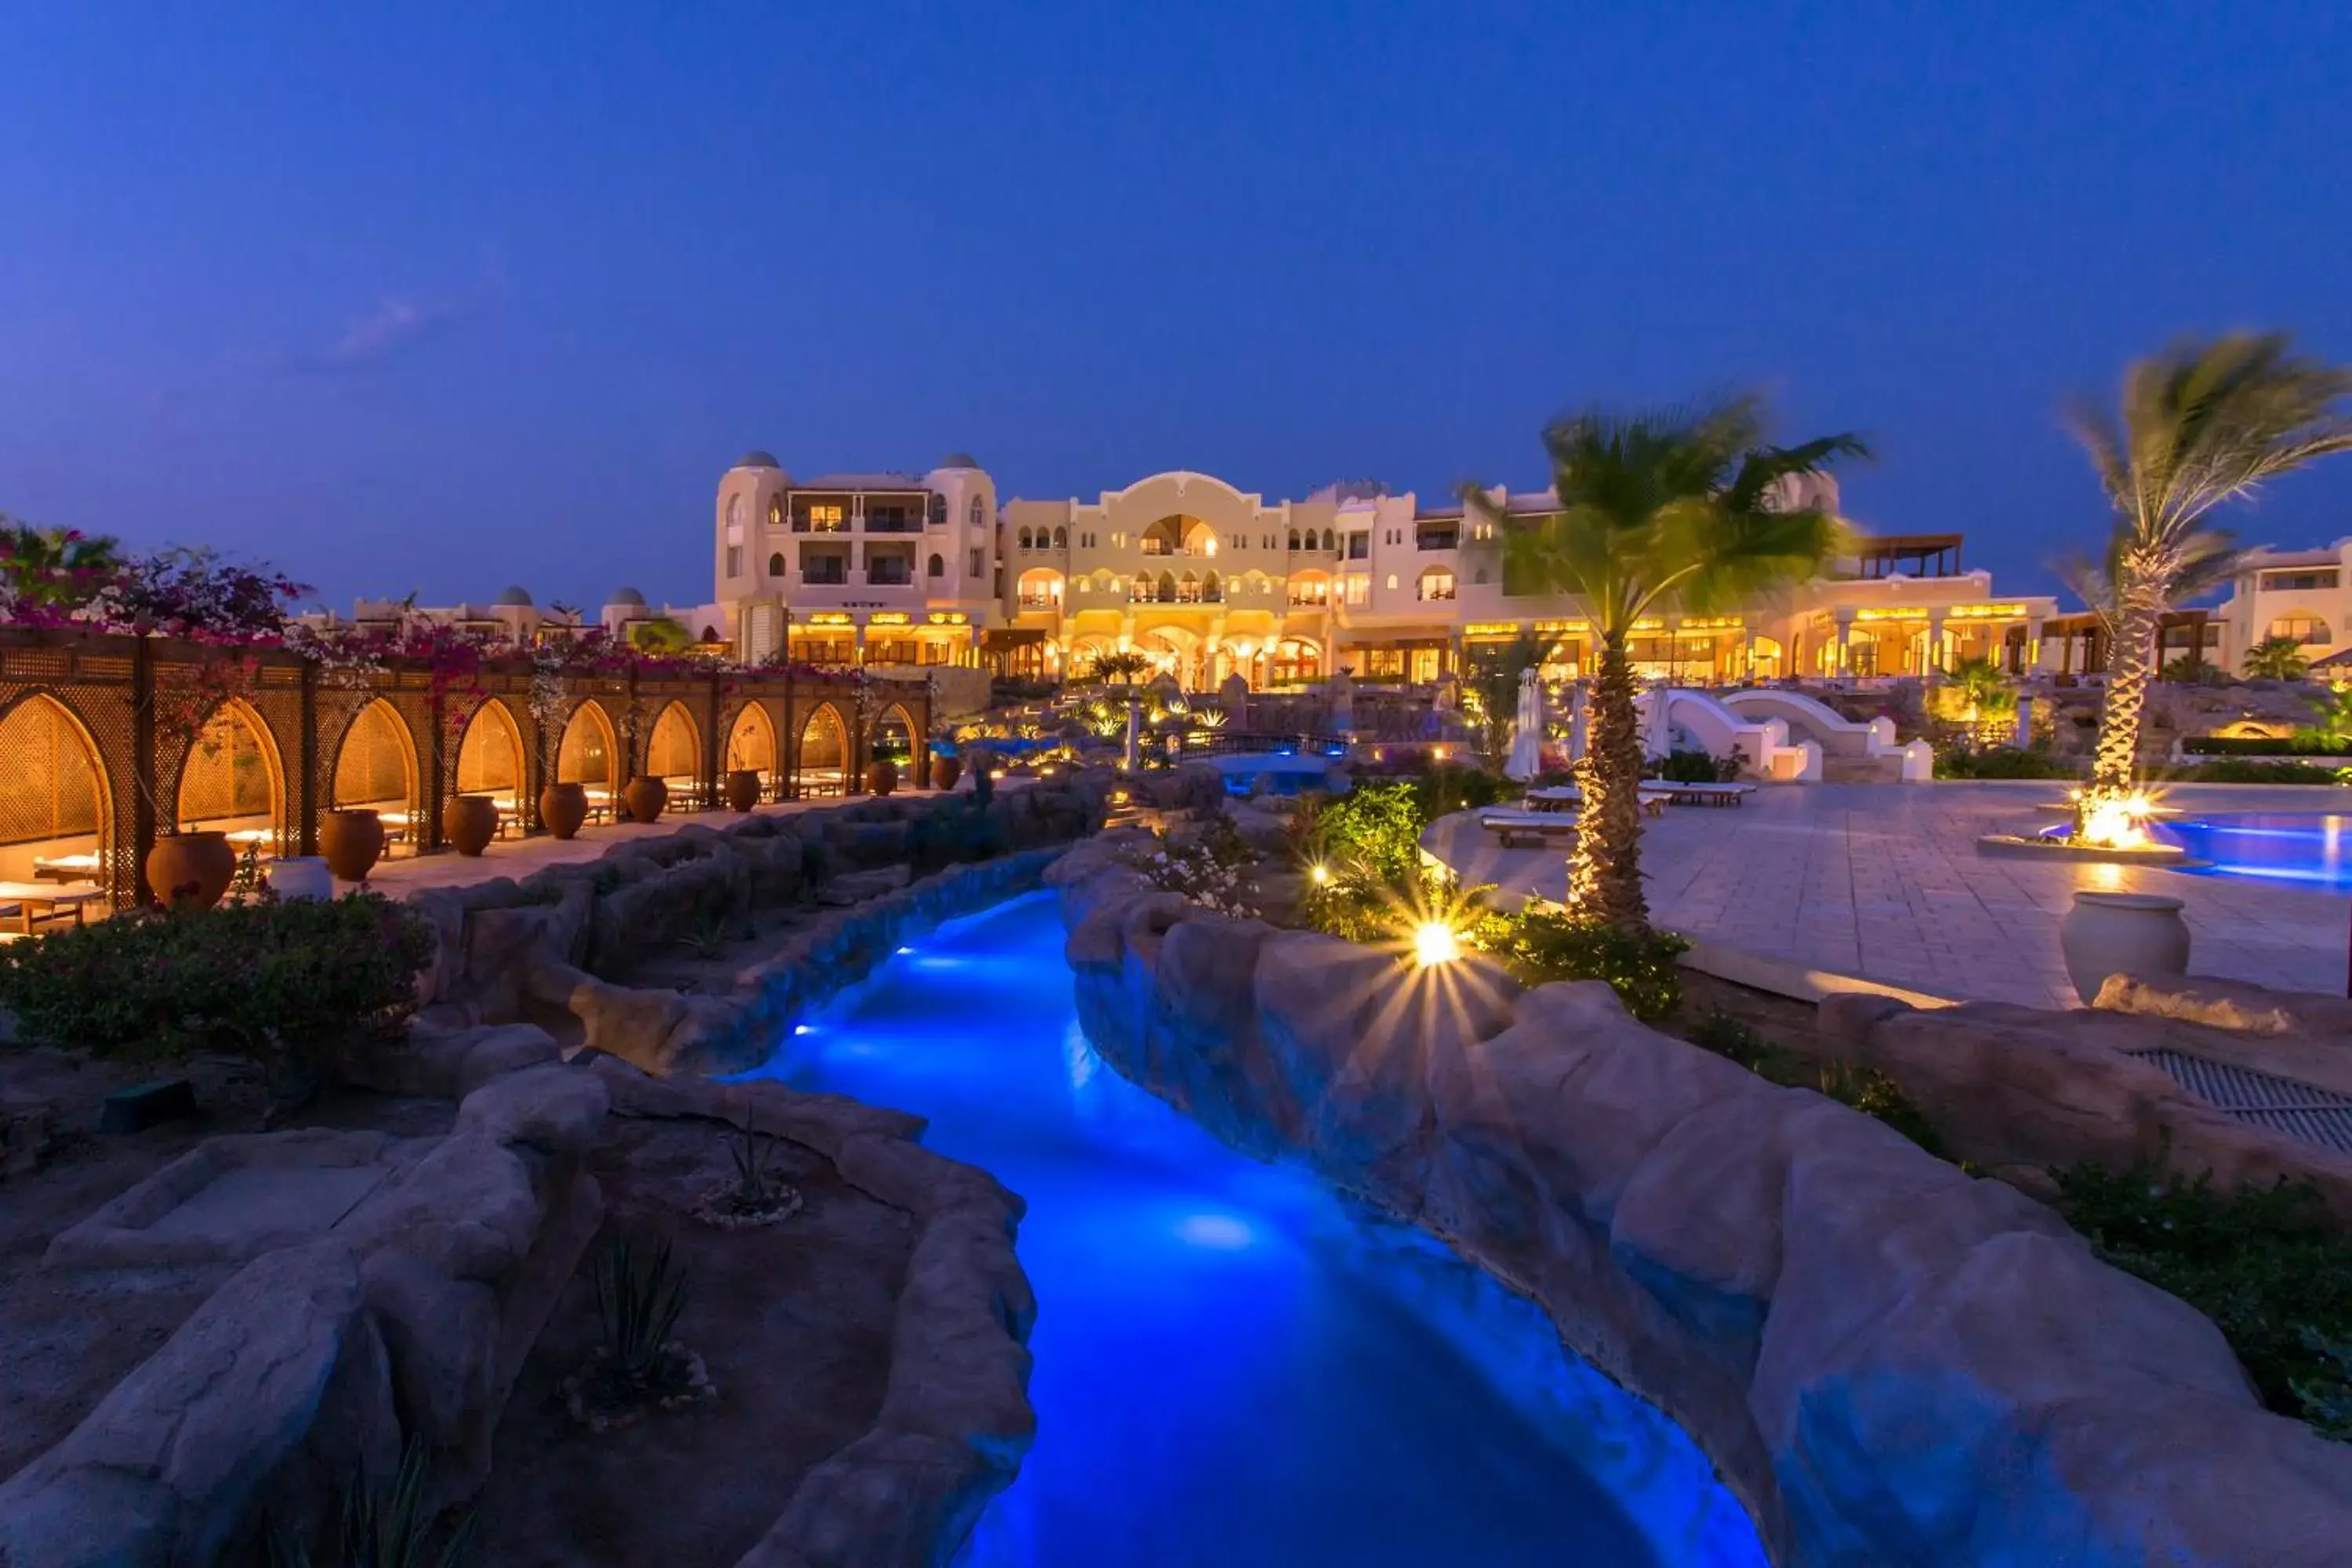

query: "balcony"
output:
1415 528 1459 551
801 567 848 586
866 567 914 588
1128 586 1224 604
1016 593 1062 611
864 513 924 534
1138 542 1218 559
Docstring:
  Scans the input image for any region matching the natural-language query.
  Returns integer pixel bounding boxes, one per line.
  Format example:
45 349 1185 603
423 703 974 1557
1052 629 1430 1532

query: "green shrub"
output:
1314 781 1427 889
2181 733 2352 757
1409 764 1512 821
2053 1157 2352 1432
1652 748 1743 785
1934 745 2078 780
0 891 433 1076
1488 906 1689 1022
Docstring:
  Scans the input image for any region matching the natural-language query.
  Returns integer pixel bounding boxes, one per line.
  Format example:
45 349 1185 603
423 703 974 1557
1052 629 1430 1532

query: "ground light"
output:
1413 920 1462 967
2068 786 2161 849
1308 862 1331 886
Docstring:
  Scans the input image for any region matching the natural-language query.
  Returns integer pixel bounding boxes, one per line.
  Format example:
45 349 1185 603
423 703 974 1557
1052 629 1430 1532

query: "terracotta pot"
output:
866 757 899 797
267 855 332 902
623 775 669 824
444 794 499 858
319 808 386 882
540 782 589 840
147 830 237 910
932 754 962 792
2060 891 2190 1004
725 768 762 813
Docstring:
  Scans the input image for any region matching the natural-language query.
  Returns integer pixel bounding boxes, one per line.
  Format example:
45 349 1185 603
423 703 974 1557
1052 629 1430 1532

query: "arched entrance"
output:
871 703 915 782
797 702 849 797
1272 637 1323 686
330 699 419 855
726 703 779 797
557 700 619 822
454 699 524 837
0 692 110 885
176 699 284 852
646 701 702 806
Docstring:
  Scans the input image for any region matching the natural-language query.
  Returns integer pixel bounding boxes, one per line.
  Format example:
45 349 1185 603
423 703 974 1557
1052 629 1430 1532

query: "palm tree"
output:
1465 396 1864 931
2243 636 2313 681
1464 630 1557 764
1944 654 2014 722
2064 333 2352 815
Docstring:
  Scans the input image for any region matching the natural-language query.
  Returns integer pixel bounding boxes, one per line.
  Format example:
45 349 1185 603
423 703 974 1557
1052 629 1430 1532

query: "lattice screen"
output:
871 703 914 760
332 701 414 808
177 712 275 826
0 696 105 846
557 706 614 784
798 705 847 769
455 706 521 795
724 706 776 772
648 704 700 778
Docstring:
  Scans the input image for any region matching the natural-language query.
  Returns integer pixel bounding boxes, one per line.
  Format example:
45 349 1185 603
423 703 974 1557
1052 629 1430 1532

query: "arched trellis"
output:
556 699 620 786
170 695 288 851
447 695 530 834
723 699 780 797
793 700 850 798
326 696 422 854
644 699 702 798
0 691 114 887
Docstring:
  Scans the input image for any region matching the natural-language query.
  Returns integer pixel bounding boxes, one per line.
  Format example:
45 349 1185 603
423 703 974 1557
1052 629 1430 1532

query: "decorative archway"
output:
870 702 916 764
1272 637 1323 686
646 701 702 792
556 701 619 787
453 699 524 816
797 702 849 796
329 698 420 855
0 691 111 885
726 702 778 791
176 696 285 841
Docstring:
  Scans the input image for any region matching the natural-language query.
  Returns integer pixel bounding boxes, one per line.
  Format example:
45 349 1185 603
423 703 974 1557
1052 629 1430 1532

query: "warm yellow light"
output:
2071 788 2157 850
1413 920 1461 967
1432 745 1449 761
1309 862 1331 886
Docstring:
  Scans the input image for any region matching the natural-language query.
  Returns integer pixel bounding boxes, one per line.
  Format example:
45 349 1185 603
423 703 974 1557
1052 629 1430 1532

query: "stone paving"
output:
1424 781 2352 1009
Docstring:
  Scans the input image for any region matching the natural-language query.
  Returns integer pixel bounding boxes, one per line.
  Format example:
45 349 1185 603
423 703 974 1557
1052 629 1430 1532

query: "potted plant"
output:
865 755 899 796
147 830 238 911
319 808 387 881
622 775 668 823
444 793 499 856
540 781 590 840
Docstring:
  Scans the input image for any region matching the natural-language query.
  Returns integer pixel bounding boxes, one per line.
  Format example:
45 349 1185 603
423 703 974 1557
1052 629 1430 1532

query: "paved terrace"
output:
1425 781 2352 1010
356 789 948 898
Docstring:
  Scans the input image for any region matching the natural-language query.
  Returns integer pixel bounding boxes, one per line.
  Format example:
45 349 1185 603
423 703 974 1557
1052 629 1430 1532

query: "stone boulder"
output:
2096 971 2352 1042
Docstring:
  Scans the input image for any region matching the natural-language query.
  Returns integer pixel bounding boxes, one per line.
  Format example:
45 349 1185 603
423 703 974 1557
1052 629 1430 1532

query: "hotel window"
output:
930 493 948 527
1288 578 1329 607
1364 648 1406 678
808 503 846 532
970 547 985 576
2262 570 2341 592
1346 532 1370 560
1417 568 1457 601
768 552 785 578
969 496 987 530
1342 574 1370 606
1385 573 1399 591
2269 613 2332 645
725 545 742 578
928 553 945 578
768 498 784 528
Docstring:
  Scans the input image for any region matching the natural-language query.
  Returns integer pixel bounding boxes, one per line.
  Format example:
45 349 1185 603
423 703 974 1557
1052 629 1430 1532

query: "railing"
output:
801 569 848 586
1127 588 1224 604
791 518 849 533
1416 533 1459 551
1016 595 1062 611
1138 543 1218 558
866 571 914 587
863 516 924 533
1176 730 1349 759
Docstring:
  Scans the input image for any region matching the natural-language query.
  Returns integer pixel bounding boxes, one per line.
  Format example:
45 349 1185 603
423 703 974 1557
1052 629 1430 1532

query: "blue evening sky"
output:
5 2 2349 612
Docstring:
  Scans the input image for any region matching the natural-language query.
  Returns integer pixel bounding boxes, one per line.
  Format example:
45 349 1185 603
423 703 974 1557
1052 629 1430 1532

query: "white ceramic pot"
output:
266 855 334 902
2060 891 2190 1004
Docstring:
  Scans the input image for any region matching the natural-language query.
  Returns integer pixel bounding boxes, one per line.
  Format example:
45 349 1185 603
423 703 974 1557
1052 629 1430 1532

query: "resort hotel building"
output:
700 452 2070 689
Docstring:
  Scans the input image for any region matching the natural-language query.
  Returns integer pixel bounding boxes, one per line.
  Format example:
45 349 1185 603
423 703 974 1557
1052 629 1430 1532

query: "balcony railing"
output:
801 568 848 586
1416 531 1459 551
1016 593 1062 611
866 569 914 587
1128 586 1224 604
792 517 850 533
864 515 923 534
1138 542 1218 558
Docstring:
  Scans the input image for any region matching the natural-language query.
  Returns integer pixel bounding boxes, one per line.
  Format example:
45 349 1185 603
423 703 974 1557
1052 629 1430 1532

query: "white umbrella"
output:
1645 684 1676 760
1505 668 1544 781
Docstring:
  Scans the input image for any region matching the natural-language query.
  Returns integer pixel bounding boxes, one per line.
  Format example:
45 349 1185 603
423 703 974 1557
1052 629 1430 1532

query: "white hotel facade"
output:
704 451 2066 690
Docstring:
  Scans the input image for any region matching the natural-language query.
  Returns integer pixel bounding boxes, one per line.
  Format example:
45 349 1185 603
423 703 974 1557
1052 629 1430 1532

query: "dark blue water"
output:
746 892 1764 1567
2162 814 2352 891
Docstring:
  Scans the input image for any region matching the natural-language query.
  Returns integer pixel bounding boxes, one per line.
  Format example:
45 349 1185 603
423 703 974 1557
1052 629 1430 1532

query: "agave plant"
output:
267 1437 472 1568
593 1235 690 1385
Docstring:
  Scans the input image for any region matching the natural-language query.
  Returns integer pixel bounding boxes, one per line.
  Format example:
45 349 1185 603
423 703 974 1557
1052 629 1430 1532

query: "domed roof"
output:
938 452 980 470
608 586 646 607
493 586 533 607
739 449 781 470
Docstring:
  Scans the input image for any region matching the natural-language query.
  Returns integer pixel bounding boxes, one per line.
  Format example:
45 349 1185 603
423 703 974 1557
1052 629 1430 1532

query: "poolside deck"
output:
1423 781 2352 1011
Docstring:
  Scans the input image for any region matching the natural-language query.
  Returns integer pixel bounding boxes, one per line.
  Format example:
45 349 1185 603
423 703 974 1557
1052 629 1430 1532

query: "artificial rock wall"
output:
1047 835 2352 1566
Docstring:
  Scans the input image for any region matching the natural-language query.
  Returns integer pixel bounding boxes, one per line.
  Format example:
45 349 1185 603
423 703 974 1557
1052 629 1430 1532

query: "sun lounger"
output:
1479 810 1582 850
0 880 105 935
1654 781 1755 807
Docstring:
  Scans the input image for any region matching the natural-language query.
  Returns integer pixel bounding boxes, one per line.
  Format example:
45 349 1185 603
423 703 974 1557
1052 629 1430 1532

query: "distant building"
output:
300 586 720 651
2218 542 2352 674
707 456 2061 688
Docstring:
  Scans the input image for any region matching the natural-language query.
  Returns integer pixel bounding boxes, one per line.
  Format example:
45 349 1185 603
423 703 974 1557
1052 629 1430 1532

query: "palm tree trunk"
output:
1570 632 1649 931
2089 590 2164 797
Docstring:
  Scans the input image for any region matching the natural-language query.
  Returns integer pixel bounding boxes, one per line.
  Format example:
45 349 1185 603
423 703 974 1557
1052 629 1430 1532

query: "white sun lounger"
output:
1479 810 1582 849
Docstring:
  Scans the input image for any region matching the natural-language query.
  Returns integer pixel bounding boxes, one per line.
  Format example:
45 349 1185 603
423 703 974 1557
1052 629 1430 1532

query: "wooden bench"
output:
0 881 106 936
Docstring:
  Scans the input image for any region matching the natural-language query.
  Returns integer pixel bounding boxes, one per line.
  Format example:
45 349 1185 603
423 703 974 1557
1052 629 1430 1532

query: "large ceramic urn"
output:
866 757 899 797
622 775 669 824
444 794 499 858
931 753 962 792
147 830 238 910
318 808 386 882
2060 891 2190 1004
539 782 589 840
725 768 762 813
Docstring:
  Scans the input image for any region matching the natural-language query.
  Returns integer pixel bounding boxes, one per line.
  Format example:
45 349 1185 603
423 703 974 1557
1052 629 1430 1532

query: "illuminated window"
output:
1342 574 1370 606
809 503 845 532
969 496 986 530
2270 613 2332 645
1417 568 1456 601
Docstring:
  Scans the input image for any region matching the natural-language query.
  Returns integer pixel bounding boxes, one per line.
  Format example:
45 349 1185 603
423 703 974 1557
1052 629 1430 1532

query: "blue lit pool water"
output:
2161 814 2352 891
746 892 1764 1567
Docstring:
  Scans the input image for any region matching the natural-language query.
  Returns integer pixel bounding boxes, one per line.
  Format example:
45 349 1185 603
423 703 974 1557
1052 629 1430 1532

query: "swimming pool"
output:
2161 813 2352 891
1204 751 1352 797
750 892 1762 1566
